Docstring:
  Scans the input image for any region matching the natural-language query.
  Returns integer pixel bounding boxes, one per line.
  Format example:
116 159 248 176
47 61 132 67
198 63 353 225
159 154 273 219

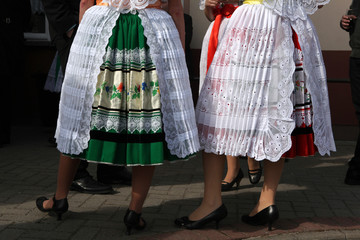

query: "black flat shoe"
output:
222 169 244 191
241 205 279 231
70 176 113 194
248 162 262 184
175 204 227 230
123 209 146 235
36 196 68 220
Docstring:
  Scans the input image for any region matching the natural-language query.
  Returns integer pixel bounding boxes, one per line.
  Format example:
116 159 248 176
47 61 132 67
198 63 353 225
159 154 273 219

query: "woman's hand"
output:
206 0 219 8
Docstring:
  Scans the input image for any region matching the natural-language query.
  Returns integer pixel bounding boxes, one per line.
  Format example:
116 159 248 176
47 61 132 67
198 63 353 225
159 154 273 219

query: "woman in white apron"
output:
176 0 335 230
36 0 199 235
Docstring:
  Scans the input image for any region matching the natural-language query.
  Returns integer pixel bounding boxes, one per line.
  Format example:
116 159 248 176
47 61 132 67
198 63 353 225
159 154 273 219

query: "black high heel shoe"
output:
248 162 262 184
241 205 279 231
174 204 227 230
222 169 244 191
123 209 146 235
36 196 68 220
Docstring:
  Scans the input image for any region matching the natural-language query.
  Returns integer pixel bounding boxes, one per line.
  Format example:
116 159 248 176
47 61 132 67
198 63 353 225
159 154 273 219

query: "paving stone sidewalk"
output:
1 125 360 240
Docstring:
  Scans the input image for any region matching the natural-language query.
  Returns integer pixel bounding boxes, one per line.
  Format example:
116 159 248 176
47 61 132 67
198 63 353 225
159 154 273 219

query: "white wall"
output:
189 0 210 49
190 0 353 51
310 0 352 51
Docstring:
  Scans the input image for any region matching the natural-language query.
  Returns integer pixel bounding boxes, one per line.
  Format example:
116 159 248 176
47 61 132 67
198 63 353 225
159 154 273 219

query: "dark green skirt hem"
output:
66 139 193 166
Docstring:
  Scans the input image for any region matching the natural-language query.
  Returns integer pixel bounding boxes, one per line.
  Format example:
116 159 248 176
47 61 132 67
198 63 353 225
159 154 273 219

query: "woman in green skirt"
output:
36 0 199 235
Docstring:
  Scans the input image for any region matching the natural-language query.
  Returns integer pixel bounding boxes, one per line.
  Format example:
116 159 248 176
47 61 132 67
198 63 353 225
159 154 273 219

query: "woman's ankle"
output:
248 158 260 171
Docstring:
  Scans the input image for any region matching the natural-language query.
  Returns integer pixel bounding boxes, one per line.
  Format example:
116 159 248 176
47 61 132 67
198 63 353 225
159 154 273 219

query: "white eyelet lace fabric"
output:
263 0 330 21
56 6 199 158
102 0 158 13
291 17 336 155
139 9 200 158
196 4 296 161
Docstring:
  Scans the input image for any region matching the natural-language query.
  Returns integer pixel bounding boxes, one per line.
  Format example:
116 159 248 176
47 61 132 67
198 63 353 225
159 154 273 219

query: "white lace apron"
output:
196 0 335 161
263 0 335 156
55 0 200 158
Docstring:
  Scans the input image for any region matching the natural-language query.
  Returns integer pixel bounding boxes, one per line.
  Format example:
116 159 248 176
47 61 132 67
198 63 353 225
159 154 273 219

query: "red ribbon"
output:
207 4 238 71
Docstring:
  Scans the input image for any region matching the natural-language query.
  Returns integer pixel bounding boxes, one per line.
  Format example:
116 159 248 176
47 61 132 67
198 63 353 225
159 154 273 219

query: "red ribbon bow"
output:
207 4 238 71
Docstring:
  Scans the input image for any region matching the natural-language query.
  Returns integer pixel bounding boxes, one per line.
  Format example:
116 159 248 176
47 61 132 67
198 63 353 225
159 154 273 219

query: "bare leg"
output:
249 158 285 216
223 155 241 183
129 166 155 213
189 152 225 221
247 156 261 172
43 154 81 209
127 166 155 227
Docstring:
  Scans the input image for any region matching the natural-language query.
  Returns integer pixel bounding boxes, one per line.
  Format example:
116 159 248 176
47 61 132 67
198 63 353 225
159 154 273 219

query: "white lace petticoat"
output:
196 3 335 161
55 6 200 158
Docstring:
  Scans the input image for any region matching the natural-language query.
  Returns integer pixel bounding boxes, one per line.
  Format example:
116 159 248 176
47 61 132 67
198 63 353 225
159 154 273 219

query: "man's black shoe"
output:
345 164 360 185
97 165 132 185
70 176 114 194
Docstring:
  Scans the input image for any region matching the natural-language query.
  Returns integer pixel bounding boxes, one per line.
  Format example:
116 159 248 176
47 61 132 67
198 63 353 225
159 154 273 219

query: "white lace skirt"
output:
196 3 335 161
55 6 199 157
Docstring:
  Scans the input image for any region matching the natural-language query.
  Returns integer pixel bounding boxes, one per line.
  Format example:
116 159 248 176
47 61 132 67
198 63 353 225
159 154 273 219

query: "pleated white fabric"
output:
263 0 330 21
56 5 200 158
55 6 119 155
139 9 200 158
199 18 231 93
291 18 336 156
196 2 335 161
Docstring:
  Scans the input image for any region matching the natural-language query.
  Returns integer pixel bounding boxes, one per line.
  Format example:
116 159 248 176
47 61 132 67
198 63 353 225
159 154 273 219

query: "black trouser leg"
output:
349 58 360 166
74 160 90 180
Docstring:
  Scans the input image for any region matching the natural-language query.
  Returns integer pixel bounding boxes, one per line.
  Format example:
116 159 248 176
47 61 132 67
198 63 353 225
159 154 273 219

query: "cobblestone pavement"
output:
1 125 360 240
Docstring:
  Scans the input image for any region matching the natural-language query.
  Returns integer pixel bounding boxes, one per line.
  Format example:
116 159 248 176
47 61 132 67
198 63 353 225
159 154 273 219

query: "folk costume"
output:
196 0 336 161
55 0 200 165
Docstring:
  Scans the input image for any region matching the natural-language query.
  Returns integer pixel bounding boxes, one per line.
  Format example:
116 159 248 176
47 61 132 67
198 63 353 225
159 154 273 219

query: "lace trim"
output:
102 0 157 13
292 18 336 155
91 113 162 133
263 0 330 21
102 47 153 69
55 6 120 154
139 9 200 158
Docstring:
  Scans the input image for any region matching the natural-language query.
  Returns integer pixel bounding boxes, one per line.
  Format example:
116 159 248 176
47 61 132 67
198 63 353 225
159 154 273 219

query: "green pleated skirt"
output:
74 13 192 166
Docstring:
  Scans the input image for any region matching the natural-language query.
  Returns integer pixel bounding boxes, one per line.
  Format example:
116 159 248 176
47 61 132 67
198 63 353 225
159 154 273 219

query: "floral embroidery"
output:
150 81 159 96
132 84 141 99
95 81 108 96
117 82 124 92
95 80 160 100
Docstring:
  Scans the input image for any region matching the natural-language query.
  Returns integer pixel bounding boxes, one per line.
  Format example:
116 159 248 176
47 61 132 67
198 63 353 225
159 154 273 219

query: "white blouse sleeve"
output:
263 0 330 21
